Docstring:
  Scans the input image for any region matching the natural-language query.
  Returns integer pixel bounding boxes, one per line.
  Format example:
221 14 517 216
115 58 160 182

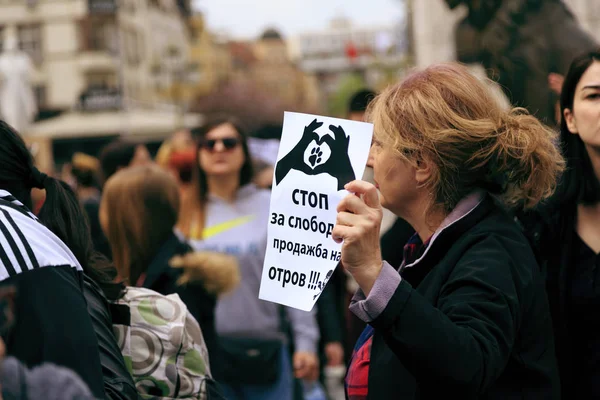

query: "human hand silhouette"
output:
275 119 322 185
314 125 355 190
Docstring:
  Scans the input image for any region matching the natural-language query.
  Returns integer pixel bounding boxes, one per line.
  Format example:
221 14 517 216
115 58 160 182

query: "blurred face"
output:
564 61 600 151
130 145 152 167
367 137 421 217
198 123 245 178
348 111 366 122
171 129 194 151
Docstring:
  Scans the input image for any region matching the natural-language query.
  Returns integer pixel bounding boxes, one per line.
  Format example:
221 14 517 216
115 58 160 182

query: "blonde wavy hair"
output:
367 63 565 212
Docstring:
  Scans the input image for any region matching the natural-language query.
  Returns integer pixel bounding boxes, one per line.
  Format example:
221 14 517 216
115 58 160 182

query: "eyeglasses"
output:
200 138 240 151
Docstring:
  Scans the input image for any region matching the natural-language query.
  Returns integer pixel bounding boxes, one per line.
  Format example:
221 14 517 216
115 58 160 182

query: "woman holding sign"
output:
335 63 563 399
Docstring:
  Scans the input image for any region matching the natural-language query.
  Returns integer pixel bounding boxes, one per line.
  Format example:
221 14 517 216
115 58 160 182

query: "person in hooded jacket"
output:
0 120 132 399
100 163 240 385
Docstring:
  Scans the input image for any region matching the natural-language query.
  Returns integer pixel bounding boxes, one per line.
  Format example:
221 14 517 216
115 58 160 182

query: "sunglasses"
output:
200 137 240 151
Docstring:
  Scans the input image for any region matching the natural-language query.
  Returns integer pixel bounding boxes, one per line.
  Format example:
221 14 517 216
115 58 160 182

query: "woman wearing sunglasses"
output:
178 117 320 400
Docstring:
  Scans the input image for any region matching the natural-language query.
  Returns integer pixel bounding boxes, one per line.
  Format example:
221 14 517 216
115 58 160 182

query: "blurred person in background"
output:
347 89 376 123
549 72 565 123
100 164 240 383
0 326 96 400
156 129 196 185
101 166 224 399
180 117 320 400
156 130 199 229
519 50 600 399
252 158 276 190
337 63 562 399
0 120 119 398
70 152 112 259
99 139 152 185
247 124 283 190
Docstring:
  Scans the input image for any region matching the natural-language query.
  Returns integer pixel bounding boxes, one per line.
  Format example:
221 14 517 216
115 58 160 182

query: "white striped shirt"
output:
0 190 82 282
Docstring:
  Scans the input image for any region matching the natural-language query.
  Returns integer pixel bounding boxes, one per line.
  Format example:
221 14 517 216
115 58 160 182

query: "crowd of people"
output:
0 48 598 400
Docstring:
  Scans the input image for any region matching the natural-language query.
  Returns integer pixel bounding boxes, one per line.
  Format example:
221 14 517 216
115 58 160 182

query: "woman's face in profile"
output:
367 137 420 216
565 61 600 150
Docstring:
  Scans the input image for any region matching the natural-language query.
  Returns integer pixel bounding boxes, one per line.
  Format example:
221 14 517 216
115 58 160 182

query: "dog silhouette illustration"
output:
313 269 334 300
275 119 356 190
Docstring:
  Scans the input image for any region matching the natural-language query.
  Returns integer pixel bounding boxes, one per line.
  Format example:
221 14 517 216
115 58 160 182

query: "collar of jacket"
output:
142 232 189 289
401 190 491 272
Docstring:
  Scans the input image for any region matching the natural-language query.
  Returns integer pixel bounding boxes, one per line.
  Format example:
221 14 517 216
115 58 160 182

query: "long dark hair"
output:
557 50 600 206
191 117 254 203
0 120 124 300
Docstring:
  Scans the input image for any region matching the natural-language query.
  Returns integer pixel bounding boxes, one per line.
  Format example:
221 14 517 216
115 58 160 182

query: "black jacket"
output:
361 196 560 399
83 275 138 400
141 234 239 379
518 199 583 398
2 266 106 399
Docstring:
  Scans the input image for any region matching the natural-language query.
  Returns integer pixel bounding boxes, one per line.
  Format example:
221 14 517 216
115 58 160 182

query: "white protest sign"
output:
258 112 373 311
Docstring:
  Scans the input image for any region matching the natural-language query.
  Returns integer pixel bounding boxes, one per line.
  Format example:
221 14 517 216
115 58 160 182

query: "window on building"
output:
17 24 42 64
90 17 117 52
124 29 143 66
86 72 117 90
0 26 4 53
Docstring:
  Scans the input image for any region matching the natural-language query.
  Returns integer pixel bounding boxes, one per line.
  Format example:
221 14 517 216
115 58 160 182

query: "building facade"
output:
0 0 193 116
187 12 232 96
0 0 198 170
291 18 406 114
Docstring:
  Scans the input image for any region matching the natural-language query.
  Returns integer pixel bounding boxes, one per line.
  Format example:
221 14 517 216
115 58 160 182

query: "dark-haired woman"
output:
0 120 137 399
180 118 320 400
0 121 108 397
519 50 600 399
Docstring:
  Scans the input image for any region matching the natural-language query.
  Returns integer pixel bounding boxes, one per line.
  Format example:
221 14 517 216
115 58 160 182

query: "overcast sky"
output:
193 0 404 39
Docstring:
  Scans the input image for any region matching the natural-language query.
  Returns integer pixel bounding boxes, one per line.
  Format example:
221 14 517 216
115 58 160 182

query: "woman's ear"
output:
563 108 578 134
415 158 433 185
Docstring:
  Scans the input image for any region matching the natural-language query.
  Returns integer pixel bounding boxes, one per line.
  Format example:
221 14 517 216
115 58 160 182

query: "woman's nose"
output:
214 140 226 152
366 146 375 168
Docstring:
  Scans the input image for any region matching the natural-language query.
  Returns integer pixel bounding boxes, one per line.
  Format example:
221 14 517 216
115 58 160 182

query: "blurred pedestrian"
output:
101 164 232 399
182 117 320 400
99 140 152 185
0 120 111 398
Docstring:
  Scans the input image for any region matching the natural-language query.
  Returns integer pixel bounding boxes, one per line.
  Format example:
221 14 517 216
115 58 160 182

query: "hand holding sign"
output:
260 112 373 311
333 180 383 296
